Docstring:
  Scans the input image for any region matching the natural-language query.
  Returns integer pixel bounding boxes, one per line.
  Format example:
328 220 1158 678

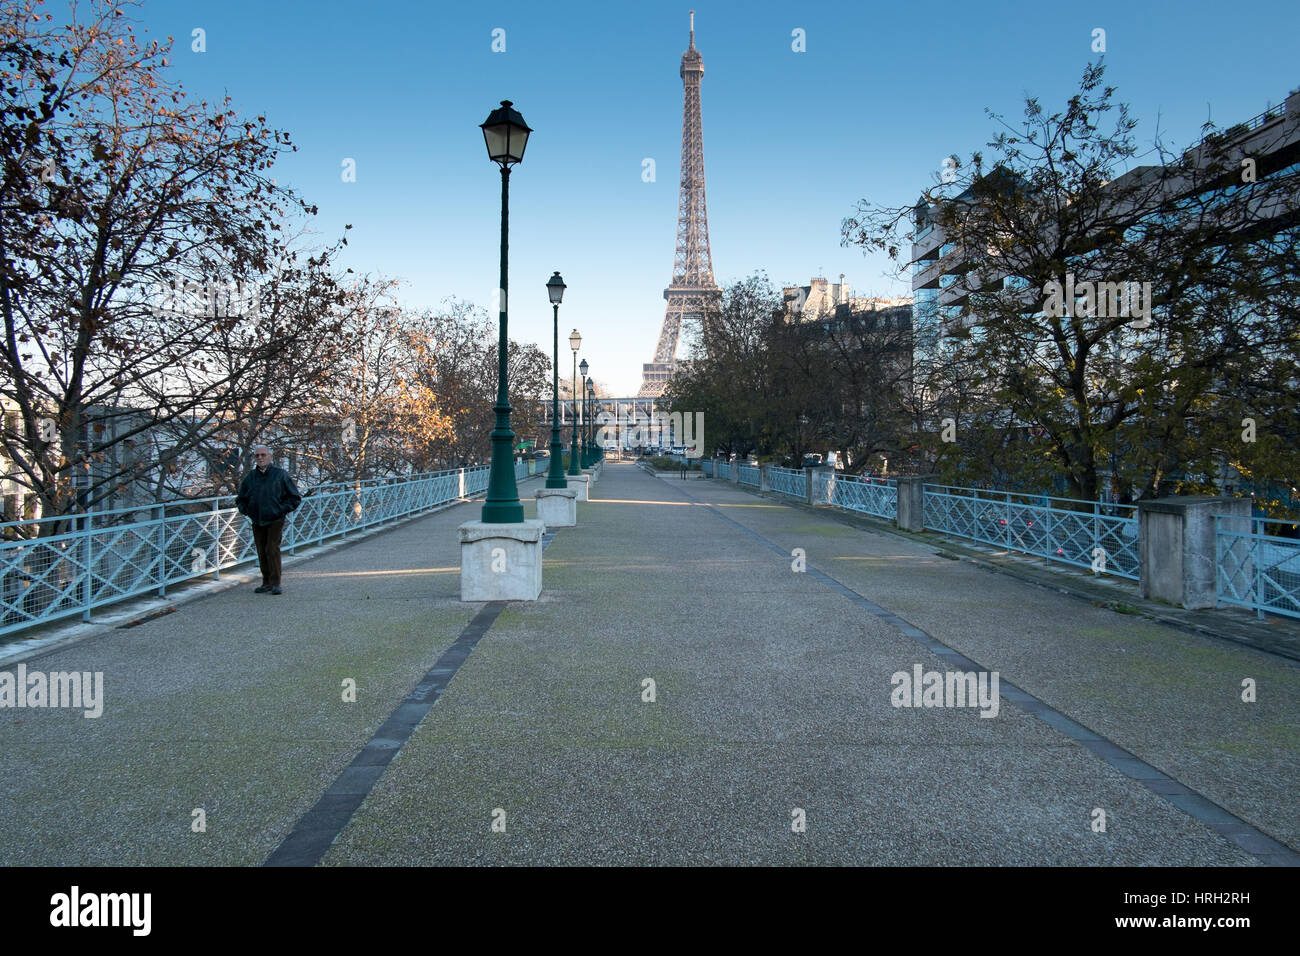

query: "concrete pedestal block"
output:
1139 496 1250 610
897 474 938 532
535 486 577 528
759 463 771 492
567 474 590 501
458 519 545 602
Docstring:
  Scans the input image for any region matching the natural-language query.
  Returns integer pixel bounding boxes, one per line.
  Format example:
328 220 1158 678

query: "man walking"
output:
236 444 301 595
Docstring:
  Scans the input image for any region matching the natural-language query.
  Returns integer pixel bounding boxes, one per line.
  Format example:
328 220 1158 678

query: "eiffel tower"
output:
638 11 722 399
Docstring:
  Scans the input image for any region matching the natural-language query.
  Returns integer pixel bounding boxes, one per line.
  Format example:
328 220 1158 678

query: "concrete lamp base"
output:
458 519 546 602
567 474 590 502
535 486 578 528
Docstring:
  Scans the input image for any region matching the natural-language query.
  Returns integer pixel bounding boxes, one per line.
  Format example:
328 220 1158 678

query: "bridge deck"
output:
1 464 1295 865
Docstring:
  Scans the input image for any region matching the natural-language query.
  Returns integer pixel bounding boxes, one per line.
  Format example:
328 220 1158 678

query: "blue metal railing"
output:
924 483 1139 580
1215 515 1300 620
698 459 1300 605
819 473 898 520
1 466 493 637
769 467 805 499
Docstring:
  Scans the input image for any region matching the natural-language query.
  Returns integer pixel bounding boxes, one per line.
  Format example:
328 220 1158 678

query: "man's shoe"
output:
270 586 282 595
254 586 271 593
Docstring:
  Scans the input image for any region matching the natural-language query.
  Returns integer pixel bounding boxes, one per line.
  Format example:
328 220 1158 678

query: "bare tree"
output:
1 0 345 534
842 63 1300 503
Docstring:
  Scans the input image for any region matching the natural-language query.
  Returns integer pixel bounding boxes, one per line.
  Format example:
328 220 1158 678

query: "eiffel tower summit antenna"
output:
638 10 722 399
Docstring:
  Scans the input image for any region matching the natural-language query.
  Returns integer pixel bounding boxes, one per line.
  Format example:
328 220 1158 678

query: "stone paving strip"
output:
319 465 1283 865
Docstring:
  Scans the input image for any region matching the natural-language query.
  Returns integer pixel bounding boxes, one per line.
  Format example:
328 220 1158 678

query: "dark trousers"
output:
253 519 284 587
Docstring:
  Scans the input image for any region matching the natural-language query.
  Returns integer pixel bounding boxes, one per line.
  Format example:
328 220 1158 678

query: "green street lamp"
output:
587 380 598 464
586 384 593 465
578 359 590 467
567 331 582 476
478 99 532 523
585 374 595 465
545 272 569 489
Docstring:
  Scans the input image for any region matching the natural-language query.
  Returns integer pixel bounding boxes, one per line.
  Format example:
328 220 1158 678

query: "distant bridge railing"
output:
1 466 496 637
1216 515 1300 620
699 463 1300 617
924 483 1139 580
769 467 805 500
703 465 1137 580
821 473 898 520
701 460 714 477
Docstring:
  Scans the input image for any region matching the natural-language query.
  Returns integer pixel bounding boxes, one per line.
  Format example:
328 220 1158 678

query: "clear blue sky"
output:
133 0 1299 395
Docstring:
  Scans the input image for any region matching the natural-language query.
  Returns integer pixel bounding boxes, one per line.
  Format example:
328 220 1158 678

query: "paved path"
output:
1 464 1295 865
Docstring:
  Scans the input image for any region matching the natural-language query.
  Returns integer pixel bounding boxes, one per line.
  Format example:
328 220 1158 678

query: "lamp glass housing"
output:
480 100 532 165
547 271 566 304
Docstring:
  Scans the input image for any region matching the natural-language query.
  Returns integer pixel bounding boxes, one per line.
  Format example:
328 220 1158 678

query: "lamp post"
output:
588 380 597 464
568 331 582 476
545 273 568 489
478 100 532 524
578 359 589 467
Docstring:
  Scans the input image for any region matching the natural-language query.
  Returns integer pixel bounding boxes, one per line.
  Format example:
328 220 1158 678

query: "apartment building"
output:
783 275 910 323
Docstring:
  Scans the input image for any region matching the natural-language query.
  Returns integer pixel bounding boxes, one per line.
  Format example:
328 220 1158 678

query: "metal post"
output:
568 354 580 476
211 500 221 580
1003 490 1011 549
482 164 524 522
156 504 167 596
1093 501 1100 575
1254 517 1265 619
546 311 568 491
80 512 91 622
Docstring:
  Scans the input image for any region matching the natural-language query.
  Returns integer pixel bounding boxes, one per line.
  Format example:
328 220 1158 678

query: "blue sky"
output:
133 0 1299 394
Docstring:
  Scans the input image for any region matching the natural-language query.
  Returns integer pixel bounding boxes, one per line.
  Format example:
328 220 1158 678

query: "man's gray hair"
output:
252 444 272 455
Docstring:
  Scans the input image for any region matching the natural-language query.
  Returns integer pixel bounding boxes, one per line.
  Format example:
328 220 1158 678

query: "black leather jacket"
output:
236 465 302 527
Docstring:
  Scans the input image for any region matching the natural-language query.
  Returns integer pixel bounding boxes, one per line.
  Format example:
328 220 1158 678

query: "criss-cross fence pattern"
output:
702 465 1300 610
819 473 898 520
701 460 714 477
924 484 1140 580
1216 516 1300 620
1 467 492 637
769 467 805 500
